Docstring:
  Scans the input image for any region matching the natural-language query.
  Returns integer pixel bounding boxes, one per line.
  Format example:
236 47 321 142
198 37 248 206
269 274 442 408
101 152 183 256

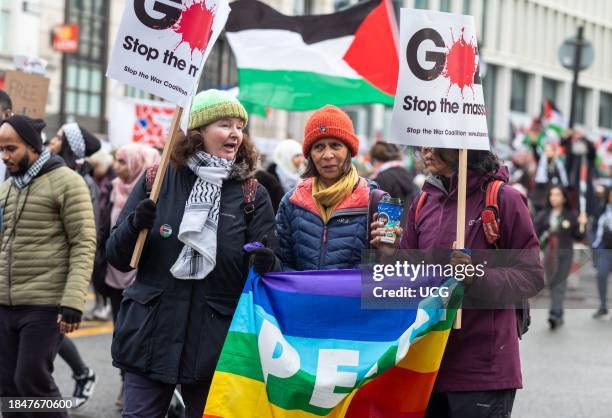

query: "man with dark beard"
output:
0 115 96 417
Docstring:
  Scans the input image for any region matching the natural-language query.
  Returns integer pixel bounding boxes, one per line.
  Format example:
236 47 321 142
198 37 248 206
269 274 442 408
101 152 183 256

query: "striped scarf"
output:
170 151 233 280
12 148 50 189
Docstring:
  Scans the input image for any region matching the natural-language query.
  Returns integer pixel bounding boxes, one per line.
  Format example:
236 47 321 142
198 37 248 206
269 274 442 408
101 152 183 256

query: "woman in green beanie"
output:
105 89 279 417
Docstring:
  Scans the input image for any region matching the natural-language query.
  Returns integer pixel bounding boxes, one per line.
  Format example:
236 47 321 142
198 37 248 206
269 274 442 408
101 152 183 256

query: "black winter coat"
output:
534 208 583 250
106 164 277 384
373 166 414 203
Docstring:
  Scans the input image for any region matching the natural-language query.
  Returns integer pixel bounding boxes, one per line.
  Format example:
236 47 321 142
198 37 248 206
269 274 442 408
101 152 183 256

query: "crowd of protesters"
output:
0 87 609 418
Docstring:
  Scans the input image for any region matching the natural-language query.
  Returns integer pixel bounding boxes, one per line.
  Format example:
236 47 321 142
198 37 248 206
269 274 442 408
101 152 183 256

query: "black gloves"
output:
59 306 82 324
245 238 279 275
131 199 157 231
247 247 278 275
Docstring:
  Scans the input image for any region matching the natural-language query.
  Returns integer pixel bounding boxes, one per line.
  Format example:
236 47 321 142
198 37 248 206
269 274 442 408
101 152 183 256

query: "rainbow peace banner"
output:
204 269 462 418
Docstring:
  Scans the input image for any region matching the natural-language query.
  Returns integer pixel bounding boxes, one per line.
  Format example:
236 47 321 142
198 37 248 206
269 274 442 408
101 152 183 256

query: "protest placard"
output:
106 0 230 108
109 97 175 149
390 9 489 150
3 70 50 118
106 0 231 267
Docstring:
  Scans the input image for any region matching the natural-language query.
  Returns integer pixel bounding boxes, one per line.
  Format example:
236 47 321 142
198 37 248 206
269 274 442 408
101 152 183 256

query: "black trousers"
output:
122 371 211 418
425 389 517 418
0 306 67 418
108 286 123 324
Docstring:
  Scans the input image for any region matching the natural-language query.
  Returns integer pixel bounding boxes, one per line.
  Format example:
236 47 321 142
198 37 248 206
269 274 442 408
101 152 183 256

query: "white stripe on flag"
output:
227 30 360 79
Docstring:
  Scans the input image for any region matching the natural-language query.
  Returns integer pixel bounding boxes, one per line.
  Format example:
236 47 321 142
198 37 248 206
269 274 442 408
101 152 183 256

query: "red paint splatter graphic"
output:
172 0 215 57
442 28 478 97
133 104 175 149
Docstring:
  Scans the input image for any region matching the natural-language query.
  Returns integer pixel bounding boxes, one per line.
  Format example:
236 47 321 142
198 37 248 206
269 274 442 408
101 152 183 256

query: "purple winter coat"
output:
400 166 544 392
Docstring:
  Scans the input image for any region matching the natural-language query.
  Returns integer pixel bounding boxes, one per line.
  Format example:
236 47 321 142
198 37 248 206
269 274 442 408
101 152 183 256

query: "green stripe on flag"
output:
237 68 394 111
215 331 264 382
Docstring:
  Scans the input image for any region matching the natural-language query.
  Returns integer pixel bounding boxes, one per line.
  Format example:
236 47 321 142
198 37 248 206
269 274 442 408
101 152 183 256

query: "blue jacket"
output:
276 177 382 271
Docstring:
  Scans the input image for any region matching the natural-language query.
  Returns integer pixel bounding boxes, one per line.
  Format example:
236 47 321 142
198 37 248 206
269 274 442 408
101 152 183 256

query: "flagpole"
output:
130 106 184 268
453 148 467 329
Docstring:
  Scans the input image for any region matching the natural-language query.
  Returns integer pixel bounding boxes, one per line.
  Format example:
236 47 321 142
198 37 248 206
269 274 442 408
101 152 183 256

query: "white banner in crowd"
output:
390 9 489 150
109 97 175 149
106 0 230 109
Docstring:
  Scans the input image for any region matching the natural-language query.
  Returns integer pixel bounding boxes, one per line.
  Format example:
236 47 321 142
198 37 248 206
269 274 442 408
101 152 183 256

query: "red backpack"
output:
414 179 504 246
413 179 531 337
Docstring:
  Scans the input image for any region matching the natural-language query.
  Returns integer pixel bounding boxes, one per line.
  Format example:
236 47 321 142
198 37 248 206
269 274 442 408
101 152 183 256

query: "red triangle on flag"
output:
342 0 399 96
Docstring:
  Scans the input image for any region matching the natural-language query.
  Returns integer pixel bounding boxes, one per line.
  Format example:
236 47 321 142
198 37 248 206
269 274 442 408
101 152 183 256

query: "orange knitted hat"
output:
303 105 359 157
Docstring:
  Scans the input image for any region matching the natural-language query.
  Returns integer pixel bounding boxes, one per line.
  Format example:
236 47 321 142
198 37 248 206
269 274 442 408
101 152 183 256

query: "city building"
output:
0 0 611 148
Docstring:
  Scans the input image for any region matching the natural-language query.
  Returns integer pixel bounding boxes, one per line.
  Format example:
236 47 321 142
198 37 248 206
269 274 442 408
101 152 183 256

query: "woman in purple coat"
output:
400 147 544 418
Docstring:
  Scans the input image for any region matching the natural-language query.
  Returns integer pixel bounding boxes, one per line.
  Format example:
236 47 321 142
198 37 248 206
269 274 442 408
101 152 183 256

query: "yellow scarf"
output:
312 165 359 224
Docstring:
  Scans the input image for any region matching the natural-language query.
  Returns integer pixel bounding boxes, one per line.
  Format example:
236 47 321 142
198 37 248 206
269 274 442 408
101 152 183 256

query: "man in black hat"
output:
47 122 102 407
0 115 96 416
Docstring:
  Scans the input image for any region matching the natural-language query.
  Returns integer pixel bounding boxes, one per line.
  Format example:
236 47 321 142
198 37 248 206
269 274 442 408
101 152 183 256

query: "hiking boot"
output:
73 368 96 407
593 308 608 319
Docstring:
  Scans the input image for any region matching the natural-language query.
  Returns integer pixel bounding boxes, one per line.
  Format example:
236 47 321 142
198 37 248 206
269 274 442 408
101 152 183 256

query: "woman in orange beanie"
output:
276 105 399 271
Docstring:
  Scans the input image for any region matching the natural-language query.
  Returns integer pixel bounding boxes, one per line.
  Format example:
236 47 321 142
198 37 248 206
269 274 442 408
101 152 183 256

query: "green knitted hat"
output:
188 89 248 130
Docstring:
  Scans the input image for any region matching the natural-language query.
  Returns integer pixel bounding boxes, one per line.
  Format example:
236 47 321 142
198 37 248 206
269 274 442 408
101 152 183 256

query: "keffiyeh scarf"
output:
170 151 233 280
12 148 50 189
63 123 86 159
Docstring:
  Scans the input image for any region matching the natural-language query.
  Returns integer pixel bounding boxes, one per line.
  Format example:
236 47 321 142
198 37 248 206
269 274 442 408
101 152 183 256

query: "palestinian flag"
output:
525 99 567 151
542 99 566 136
226 0 399 111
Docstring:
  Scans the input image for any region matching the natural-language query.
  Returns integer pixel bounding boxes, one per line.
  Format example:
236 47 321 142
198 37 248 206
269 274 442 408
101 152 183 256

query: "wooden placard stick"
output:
129 106 184 268
453 148 468 329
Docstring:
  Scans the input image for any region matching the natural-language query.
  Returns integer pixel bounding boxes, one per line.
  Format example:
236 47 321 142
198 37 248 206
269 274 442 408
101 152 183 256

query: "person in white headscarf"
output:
267 139 304 194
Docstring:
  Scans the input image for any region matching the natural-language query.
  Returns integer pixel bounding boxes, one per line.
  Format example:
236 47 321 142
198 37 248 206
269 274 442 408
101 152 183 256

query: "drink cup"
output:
377 196 403 244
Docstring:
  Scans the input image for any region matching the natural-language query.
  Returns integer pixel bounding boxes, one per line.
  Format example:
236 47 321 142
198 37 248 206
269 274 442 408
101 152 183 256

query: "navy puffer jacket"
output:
277 177 383 271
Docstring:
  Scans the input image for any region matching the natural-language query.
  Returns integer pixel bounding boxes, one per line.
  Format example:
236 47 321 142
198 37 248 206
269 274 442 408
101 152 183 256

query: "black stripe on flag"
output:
226 0 380 44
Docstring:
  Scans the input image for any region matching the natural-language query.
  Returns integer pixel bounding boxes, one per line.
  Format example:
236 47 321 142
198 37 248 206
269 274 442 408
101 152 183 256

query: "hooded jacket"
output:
400 166 544 392
277 177 380 271
0 155 96 312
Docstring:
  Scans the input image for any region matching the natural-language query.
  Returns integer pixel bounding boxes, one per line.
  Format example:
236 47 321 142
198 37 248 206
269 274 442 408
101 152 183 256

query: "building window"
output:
414 0 429 9
294 0 313 15
574 87 587 125
440 0 451 12
392 0 401 23
510 70 529 113
599 92 612 129
0 0 11 53
124 86 160 101
62 0 109 129
64 63 103 117
334 0 351 11
463 0 471 15
542 77 559 106
200 36 237 91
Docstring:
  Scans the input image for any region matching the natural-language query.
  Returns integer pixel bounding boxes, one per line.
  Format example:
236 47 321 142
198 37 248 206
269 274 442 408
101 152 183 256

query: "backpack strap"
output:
144 164 159 197
414 191 428 230
481 180 504 246
241 178 258 225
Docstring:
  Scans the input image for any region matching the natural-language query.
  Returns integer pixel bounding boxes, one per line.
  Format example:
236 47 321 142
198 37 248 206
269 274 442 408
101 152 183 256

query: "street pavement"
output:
53 268 611 418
